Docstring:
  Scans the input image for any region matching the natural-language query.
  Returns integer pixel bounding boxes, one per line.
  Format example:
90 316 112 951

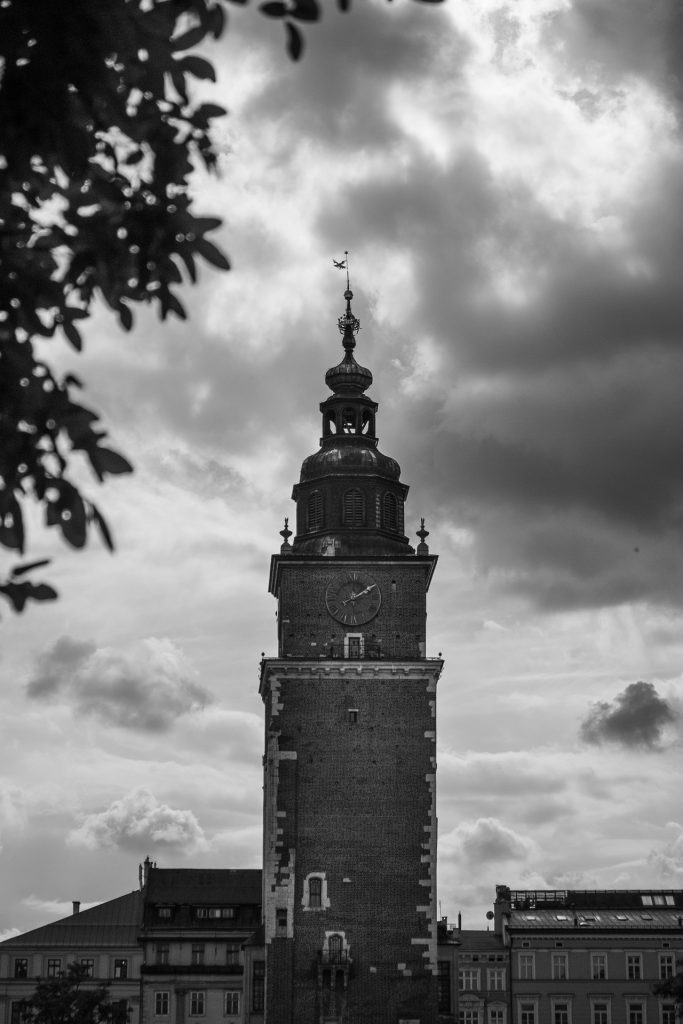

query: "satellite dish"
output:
486 911 494 920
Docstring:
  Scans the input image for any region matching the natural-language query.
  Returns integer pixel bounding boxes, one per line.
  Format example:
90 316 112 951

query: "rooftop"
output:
145 868 261 905
0 891 143 948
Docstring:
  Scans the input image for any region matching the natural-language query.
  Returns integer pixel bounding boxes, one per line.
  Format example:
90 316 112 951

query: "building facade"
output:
436 921 508 1024
139 864 262 1024
259 287 443 1023
0 891 143 1024
495 886 683 1024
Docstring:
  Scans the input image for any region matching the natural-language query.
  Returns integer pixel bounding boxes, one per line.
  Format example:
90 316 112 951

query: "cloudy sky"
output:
3 0 683 939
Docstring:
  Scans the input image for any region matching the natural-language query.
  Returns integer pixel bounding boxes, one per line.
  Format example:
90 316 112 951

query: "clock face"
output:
325 571 382 626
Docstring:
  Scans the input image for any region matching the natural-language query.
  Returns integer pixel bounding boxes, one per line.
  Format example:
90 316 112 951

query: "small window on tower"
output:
348 709 358 723
307 490 323 531
276 909 287 933
361 409 374 435
308 877 322 908
343 488 365 526
383 492 398 530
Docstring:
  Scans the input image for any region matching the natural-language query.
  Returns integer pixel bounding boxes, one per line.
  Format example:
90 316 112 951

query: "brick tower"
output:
259 281 443 1024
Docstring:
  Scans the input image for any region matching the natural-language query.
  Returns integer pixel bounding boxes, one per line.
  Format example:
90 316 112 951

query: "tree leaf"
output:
63 319 83 351
290 0 320 22
194 103 227 121
90 505 115 552
171 25 208 51
118 303 133 331
11 559 51 578
89 447 134 477
285 20 305 60
60 491 87 548
176 55 217 81
260 1 288 16
193 237 231 270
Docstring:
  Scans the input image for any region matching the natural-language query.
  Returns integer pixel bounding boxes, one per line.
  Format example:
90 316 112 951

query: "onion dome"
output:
324 289 373 394
290 282 413 557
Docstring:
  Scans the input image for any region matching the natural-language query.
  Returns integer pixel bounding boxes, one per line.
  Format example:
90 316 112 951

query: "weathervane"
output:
333 250 361 337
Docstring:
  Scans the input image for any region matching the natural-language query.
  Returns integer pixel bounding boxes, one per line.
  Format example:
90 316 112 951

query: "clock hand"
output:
342 583 377 606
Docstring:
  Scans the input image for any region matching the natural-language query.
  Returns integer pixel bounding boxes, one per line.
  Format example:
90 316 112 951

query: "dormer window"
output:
343 488 365 526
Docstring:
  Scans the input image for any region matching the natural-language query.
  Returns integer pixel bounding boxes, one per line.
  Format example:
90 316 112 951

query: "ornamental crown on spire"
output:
325 263 372 394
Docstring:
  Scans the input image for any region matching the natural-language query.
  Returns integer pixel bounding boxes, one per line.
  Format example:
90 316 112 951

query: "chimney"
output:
458 912 462 932
72 901 80 915
141 855 153 887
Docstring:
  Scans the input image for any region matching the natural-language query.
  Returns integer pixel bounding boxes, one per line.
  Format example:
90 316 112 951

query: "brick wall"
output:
261 661 442 1024
277 561 431 659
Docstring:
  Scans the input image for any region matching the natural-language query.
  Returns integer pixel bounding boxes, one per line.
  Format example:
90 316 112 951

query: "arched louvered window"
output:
383 492 398 531
307 490 323 531
343 488 365 526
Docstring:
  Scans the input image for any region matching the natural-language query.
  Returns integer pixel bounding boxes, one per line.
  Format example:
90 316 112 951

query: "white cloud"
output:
443 817 536 865
67 788 208 854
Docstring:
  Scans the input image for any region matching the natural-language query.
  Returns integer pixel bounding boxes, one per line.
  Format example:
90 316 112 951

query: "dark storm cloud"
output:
545 0 683 117
317 139 683 610
580 681 676 749
237 1 463 151
26 636 212 732
102 0 683 616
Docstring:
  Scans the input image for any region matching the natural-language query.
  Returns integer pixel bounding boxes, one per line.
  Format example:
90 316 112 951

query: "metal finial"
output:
417 518 430 554
280 516 292 553
334 250 360 344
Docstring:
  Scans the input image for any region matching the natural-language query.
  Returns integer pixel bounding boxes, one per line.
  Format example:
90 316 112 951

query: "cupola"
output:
291 284 412 556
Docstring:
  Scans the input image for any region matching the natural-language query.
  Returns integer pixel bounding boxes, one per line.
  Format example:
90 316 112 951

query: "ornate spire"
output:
326 253 372 395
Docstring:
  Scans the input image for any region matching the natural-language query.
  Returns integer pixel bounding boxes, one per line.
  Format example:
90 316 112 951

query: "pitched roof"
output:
0 891 143 949
145 868 261 905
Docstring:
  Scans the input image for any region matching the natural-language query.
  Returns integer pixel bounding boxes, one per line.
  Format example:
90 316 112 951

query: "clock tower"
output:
260 285 443 1024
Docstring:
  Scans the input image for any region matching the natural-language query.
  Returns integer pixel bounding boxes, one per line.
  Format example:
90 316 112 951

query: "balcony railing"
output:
317 950 352 965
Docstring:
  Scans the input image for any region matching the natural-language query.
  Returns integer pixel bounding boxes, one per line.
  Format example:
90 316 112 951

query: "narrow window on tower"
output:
342 488 365 526
348 709 358 723
309 877 322 908
303 874 329 911
276 909 288 934
324 409 337 436
361 409 374 435
307 490 323 531
383 492 398 530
